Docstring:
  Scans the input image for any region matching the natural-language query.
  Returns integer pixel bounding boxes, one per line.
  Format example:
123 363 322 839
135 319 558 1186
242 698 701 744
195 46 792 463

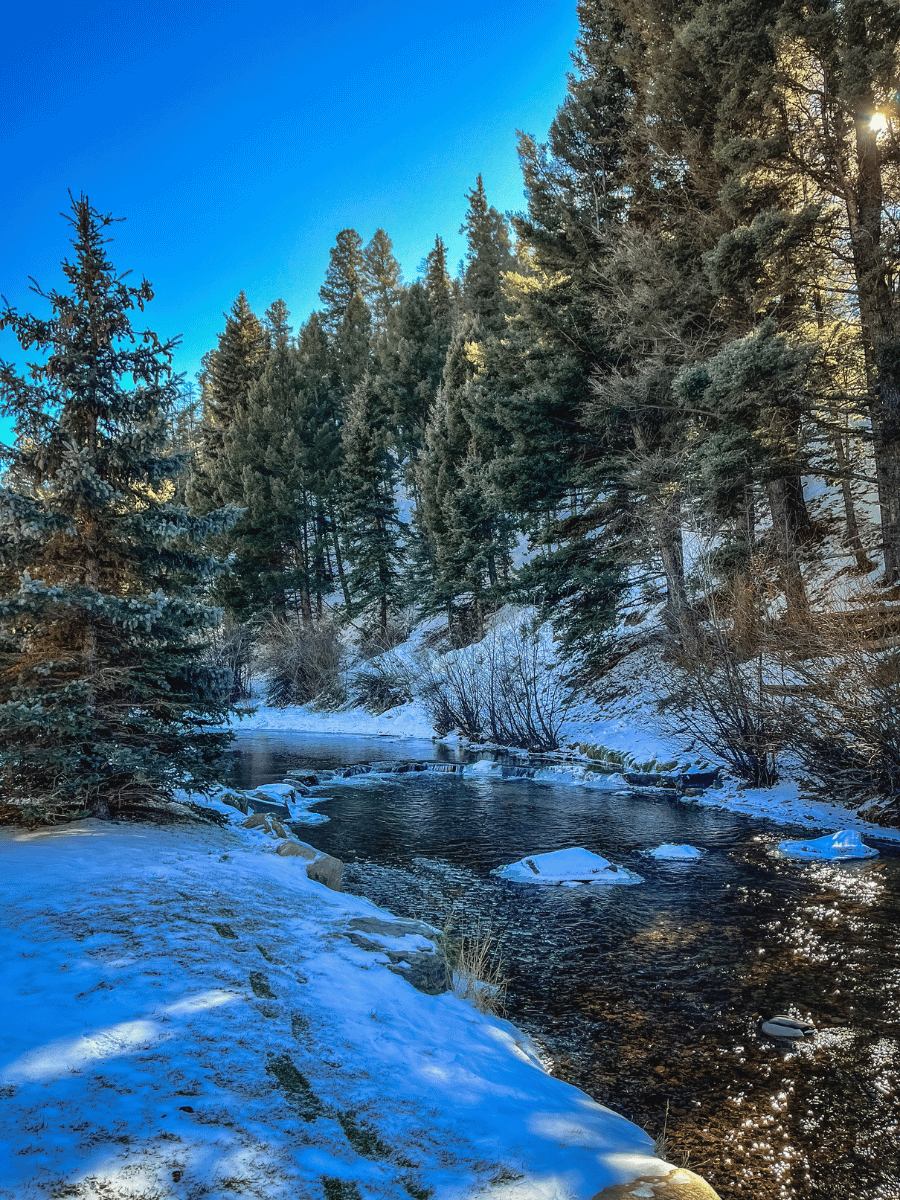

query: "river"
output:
229 730 900 1200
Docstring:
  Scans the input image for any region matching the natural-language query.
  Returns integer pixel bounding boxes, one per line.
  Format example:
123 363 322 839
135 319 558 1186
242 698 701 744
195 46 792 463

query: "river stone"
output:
275 840 317 860
305 851 343 891
345 916 440 940
341 917 449 995
591 1166 722 1199
385 952 450 995
219 792 249 814
246 795 292 818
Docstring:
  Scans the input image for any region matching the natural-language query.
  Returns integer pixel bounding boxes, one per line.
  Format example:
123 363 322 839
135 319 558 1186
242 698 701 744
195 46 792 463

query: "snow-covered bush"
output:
419 616 570 751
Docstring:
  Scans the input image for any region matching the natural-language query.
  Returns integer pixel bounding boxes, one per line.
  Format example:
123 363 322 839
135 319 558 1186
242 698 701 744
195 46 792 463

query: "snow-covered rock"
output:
777 830 878 860
645 843 704 860
496 846 643 885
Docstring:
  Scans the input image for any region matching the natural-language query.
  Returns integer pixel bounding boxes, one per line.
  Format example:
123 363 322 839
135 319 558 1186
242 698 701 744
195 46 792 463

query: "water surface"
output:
229 732 900 1200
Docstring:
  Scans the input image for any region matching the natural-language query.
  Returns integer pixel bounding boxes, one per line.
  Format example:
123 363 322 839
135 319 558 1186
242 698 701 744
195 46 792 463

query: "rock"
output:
591 1166 722 1199
219 791 249 814
242 813 270 830
385 952 450 995
345 916 440 940
306 852 343 891
341 917 449 994
275 840 316 860
274 839 342 890
242 813 290 838
246 797 292 818
285 772 319 787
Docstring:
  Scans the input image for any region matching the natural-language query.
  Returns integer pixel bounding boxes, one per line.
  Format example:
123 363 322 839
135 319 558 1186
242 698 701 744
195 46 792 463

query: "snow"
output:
495 847 644 886
0 810 677 1200
231 697 437 740
645 844 704 860
777 830 879 861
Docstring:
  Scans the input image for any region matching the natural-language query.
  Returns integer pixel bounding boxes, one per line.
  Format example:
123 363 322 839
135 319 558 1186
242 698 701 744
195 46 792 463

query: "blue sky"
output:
1 0 579 448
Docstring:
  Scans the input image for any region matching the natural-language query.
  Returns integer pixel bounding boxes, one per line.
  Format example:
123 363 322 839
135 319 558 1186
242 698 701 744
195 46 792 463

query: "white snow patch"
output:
0 815 670 1200
496 847 644 886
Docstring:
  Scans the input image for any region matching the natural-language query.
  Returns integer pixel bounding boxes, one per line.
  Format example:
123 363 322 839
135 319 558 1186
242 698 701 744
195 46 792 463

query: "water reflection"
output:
228 734 900 1200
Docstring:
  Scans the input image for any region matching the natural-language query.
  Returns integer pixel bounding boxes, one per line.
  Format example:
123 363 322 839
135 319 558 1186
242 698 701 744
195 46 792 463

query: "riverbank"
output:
0 807 721 1200
228 653 900 848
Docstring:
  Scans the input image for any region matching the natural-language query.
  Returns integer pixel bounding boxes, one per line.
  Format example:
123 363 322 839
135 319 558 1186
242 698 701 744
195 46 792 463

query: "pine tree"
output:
361 228 402 328
319 229 365 334
0 196 234 819
341 373 405 638
460 175 516 334
189 291 268 512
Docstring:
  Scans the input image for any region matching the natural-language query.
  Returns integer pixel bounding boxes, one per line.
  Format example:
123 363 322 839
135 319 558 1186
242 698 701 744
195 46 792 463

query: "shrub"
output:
256 618 343 708
205 618 254 702
419 616 570 751
787 641 900 819
348 651 415 713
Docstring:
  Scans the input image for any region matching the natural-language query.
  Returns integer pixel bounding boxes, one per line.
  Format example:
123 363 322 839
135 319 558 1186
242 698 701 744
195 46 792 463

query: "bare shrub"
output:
419 617 570 751
205 617 253 701
786 638 900 818
348 650 416 713
666 641 790 786
355 608 418 660
256 618 343 708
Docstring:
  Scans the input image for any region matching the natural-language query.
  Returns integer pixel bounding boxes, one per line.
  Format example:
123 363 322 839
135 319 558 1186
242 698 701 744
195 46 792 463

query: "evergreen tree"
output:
341 373 405 637
0 196 234 819
189 291 268 511
373 280 451 463
361 228 402 328
423 236 454 334
319 228 365 334
460 174 516 333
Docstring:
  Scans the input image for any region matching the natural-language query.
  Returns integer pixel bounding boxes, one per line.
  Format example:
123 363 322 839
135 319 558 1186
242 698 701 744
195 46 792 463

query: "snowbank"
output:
496 846 644 886
777 830 879 861
0 808 708 1200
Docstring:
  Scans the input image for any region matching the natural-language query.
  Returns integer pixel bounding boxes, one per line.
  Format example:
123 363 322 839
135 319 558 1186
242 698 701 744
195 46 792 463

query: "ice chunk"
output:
646 843 703 860
496 847 643 885
778 830 878 861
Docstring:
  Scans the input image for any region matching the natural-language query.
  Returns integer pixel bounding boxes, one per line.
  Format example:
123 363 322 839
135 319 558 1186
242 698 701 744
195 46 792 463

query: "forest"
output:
3 0 900 822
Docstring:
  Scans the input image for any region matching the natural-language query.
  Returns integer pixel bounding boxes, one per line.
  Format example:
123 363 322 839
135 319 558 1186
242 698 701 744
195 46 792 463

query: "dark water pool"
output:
228 733 900 1200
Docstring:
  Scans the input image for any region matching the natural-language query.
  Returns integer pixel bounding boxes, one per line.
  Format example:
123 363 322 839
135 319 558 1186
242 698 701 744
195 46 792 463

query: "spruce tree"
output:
319 229 365 334
361 228 402 329
0 196 234 820
341 373 405 638
189 291 268 512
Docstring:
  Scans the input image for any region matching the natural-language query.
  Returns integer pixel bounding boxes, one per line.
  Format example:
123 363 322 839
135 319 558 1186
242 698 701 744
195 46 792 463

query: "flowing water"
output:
229 731 900 1200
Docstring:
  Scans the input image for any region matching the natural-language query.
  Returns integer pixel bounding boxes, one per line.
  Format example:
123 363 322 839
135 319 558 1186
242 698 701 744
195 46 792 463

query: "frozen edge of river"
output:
0 807 722 1200
223 696 900 847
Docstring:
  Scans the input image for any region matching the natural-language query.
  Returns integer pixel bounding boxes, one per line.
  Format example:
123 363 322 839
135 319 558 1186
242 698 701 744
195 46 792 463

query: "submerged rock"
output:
591 1165 722 1198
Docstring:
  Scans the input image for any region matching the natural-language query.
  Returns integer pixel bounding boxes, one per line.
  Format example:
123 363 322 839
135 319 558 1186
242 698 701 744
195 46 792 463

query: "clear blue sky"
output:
0 0 579 447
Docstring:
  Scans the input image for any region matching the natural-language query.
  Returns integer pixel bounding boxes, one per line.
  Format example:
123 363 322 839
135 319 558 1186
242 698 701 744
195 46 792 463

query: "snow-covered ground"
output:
0 809 715 1200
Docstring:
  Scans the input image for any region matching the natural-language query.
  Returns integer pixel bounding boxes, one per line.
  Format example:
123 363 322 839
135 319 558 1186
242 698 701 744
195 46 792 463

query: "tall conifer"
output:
0 196 234 819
